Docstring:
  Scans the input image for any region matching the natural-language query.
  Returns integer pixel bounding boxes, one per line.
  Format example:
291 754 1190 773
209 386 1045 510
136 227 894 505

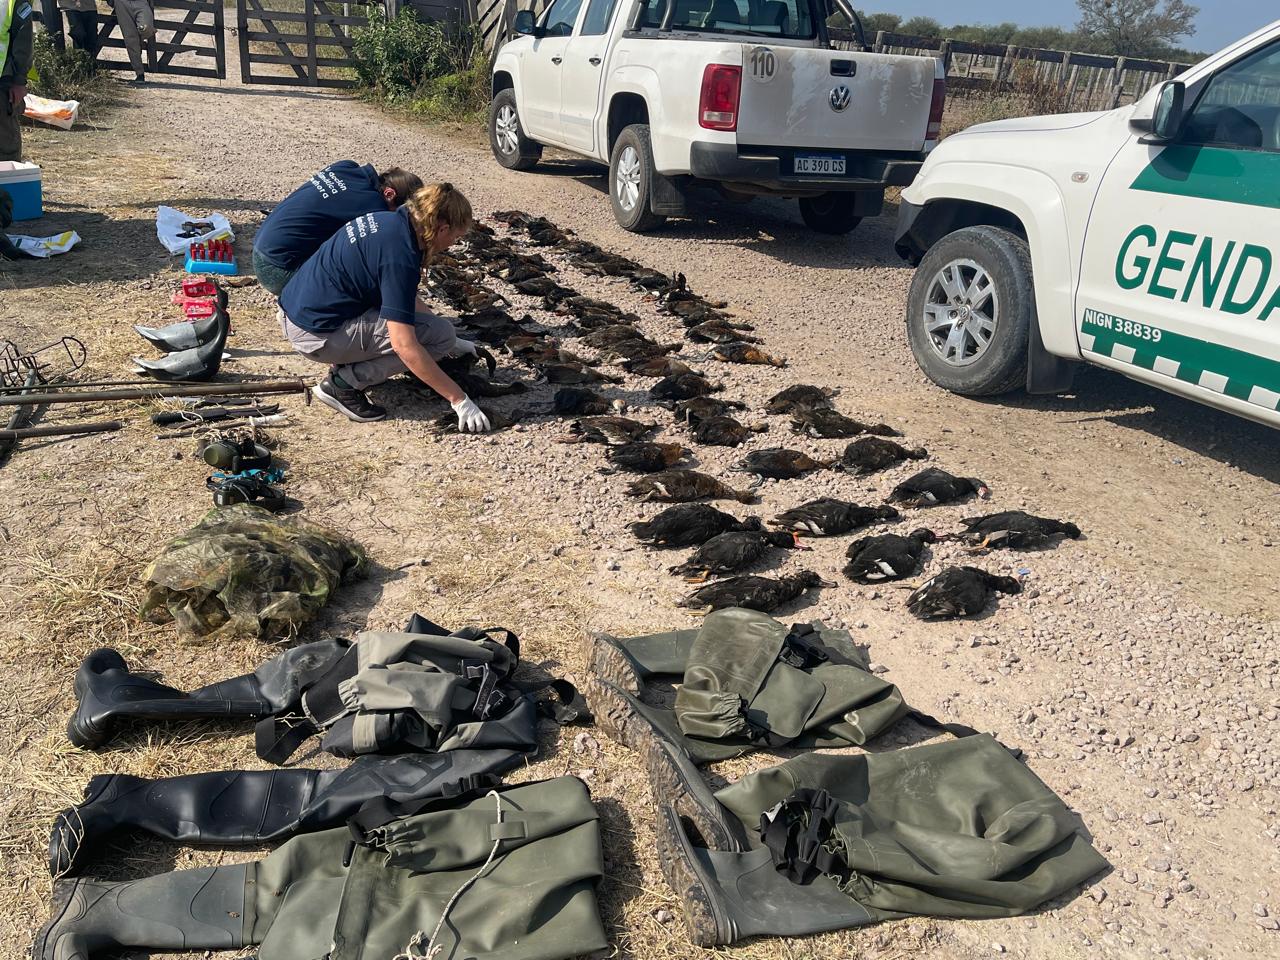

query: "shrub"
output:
29 31 107 108
352 7 478 102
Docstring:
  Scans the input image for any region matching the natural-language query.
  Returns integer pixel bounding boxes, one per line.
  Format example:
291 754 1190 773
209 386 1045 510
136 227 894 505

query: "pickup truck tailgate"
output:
736 47 936 152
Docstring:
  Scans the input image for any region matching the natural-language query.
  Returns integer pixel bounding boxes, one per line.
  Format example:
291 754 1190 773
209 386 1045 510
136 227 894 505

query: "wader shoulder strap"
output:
255 645 359 764
346 773 506 846
907 709 981 740
510 677 593 725
760 788 847 886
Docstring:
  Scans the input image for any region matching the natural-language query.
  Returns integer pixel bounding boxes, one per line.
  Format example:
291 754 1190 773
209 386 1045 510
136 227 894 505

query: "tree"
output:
900 15 944 37
858 12 902 34
1076 0 1199 58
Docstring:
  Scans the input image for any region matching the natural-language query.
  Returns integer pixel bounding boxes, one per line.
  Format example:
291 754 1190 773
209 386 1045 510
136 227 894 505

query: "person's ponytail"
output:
404 183 473 267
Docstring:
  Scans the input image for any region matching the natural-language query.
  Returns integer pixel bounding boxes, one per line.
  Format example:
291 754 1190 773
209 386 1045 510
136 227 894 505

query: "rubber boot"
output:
583 628 696 695
32 864 249 960
47 749 523 877
66 648 269 750
591 679 747 852
653 802 874 946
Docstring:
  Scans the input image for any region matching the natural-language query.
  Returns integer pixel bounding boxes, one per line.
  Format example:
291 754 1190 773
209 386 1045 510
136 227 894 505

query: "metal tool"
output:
0 337 87 389
0 379 310 408
151 403 280 426
0 420 123 441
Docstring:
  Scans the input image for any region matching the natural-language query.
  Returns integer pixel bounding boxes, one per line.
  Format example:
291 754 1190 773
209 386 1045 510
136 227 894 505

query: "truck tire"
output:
798 193 862 234
489 89 542 171
906 225 1033 396
609 124 666 232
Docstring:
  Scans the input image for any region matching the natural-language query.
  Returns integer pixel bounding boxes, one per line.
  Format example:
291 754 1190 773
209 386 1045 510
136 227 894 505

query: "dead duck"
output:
772 499 899 536
650 373 721 402
951 511 1082 550
789 407 900 439
446 371 530 399
692 415 766 447
430 406 521 434
679 571 832 614
580 325 650 349
627 469 757 504
628 503 763 549
514 276 577 300
736 448 832 480
669 530 805 581
559 416 656 445
495 262 547 284
889 468 991 507
701 342 786 367
843 529 936 583
606 442 690 473
628 268 680 292
686 321 762 345
600 339 682 363
556 295 628 318
622 356 694 378
840 437 928 474
674 396 749 426
541 362 623 385
552 387 622 416
906 566 1021 620
491 209 533 226
765 384 837 414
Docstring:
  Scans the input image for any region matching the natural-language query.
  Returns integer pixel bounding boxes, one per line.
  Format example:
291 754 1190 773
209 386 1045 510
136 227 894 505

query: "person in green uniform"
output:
0 0 35 162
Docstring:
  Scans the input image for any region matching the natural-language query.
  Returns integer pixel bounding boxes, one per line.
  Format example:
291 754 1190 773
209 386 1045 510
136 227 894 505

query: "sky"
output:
866 1 1276 54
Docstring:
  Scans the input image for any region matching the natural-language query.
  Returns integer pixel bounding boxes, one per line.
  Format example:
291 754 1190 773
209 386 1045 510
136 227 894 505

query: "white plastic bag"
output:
156 205 234 256
5 230 81 258
24 94 80 130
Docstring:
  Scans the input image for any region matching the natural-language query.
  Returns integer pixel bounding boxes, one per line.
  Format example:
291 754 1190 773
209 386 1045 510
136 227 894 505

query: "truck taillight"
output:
699 64 742 131
927 77 946 142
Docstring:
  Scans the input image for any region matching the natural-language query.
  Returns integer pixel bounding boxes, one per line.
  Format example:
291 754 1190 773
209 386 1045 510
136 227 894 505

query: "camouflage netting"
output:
141 504 368 642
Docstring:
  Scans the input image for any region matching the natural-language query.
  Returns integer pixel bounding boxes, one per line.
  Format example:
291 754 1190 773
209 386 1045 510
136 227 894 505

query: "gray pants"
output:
281 308 456 390
114 0 155 75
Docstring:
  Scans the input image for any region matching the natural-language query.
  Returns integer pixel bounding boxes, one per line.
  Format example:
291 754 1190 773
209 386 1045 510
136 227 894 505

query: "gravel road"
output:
0 62 1276 960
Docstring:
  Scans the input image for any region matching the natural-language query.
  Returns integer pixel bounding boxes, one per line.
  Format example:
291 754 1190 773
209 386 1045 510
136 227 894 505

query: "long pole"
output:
0 380 310 408
0 420 123 441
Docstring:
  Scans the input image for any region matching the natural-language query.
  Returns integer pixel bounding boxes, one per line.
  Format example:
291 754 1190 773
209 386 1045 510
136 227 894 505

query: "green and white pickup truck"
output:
895 20 1280 430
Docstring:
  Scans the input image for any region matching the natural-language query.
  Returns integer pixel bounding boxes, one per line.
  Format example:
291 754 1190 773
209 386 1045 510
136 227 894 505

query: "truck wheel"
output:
906 225 1032 396
798 194 862 234
610 124 666 232
489 89 542 171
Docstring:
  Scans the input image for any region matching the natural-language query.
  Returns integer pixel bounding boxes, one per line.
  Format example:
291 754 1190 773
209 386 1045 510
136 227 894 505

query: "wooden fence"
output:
93 0 225 79
237 0 364 87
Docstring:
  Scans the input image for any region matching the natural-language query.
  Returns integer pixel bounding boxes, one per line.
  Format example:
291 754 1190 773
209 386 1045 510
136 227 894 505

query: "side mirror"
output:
1136 80 1185 142
514 9 537 36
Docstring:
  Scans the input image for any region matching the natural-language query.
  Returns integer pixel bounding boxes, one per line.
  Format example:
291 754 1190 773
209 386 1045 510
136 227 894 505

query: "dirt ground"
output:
1 58 1278 960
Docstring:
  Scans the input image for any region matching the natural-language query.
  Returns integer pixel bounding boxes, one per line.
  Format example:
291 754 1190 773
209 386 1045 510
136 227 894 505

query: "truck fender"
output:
605 67 675 169
900 161 1081 375
492 52 523 108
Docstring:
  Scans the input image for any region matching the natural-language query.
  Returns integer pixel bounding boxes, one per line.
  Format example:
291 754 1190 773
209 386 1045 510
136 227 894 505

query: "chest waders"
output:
64 615 543 760
47 749 525 878
650 734 1109 946
34 776 610 960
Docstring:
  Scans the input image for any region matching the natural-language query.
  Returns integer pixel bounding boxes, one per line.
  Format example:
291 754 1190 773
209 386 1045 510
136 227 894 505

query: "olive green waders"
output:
35 776 608 960
589 608 912 763
653 734 1108 946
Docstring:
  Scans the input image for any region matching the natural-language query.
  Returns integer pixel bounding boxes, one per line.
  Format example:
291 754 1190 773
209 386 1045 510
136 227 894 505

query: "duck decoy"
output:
839 437 928 474
558 416 656 445
686 322 762 345
906 566 1021 620
133 312 230 382
674 396 749 426
765 384 837 414
622 356 694 378
133 306 229 354
843 529 936 583
789 407 899 439
772 498 899 536
691 415 766 447
606 442 690 473
669 529 805 581
627 469 758 504
628 503 763 549
735 447 832 480
889 468 991 507
650 373 721 402
700 342 786 367
541 362 622 385
552 387 622 416
951 511 1081 550
679 570 832 614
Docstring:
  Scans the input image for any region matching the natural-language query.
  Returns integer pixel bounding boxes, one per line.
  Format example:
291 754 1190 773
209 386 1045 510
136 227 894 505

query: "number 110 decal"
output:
749 47 777 83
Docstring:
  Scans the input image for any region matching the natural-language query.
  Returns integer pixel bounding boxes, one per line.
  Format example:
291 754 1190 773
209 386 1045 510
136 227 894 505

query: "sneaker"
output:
313 373 386 422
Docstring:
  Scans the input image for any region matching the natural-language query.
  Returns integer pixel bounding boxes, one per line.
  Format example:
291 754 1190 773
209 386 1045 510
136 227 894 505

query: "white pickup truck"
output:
896 20 1280 430
489 0 944 234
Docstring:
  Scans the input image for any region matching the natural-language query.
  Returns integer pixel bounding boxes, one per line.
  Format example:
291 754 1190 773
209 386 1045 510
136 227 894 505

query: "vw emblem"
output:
829 85 851 112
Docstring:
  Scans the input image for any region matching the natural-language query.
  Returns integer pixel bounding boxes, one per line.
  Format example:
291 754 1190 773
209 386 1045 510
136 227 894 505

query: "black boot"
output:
33 864 248 960
48 749 525 877
66 649 269 750
653 802 874 946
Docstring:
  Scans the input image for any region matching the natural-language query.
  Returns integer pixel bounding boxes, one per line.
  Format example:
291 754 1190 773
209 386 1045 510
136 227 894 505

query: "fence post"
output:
306 0 319 86
1110 56 1127 109
873 30 885 54
938 39 952 74
214 0 226 81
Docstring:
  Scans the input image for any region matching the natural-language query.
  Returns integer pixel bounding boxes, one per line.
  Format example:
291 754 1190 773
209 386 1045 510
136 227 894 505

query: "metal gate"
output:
236 0 363 88
95 0 226 80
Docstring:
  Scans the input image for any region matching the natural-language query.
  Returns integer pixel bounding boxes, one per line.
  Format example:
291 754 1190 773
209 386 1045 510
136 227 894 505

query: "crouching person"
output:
279 183 490 430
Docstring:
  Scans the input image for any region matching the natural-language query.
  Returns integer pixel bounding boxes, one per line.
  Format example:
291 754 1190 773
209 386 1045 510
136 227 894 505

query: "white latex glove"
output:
451 337 478 358
452 395 491 433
